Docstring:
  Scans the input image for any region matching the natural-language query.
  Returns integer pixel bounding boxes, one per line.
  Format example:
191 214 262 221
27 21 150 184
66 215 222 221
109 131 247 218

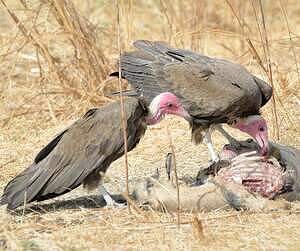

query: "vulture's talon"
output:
208 156 220 166
208 153 221 164
103 193 127 209
99 185 126 209
104 201 127 209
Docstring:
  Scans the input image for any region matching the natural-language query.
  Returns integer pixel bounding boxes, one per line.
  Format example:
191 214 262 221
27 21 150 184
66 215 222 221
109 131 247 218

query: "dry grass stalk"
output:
0 1 299 250
159 0 173 44
192 214 205 241
121 192 143 215
1 0 114 121
257 0 280 140
166 125 181 228
116 0 130 213
225 0 281 140
225 0 267 72
278 0 300 87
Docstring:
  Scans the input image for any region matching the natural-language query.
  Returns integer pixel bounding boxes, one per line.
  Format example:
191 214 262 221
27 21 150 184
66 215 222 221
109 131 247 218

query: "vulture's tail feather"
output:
0 162 57 210
34 129 67 163
253 76 273 106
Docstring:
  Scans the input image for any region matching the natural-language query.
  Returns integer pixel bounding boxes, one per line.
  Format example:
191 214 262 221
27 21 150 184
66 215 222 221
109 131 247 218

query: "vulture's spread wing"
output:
116 40 272 124
0 98 147 209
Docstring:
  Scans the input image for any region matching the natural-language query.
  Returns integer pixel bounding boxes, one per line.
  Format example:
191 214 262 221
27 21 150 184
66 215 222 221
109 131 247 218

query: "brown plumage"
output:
111 40 272 162
113 40 272 128
0 98 148 210
111 40 273 160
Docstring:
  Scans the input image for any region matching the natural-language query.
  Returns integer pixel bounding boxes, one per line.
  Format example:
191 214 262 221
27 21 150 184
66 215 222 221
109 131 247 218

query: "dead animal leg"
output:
98 184 126 208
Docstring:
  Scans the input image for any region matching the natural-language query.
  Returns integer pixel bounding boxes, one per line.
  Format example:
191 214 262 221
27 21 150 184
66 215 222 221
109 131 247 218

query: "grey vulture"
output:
111 40 273 162
0 96 187 210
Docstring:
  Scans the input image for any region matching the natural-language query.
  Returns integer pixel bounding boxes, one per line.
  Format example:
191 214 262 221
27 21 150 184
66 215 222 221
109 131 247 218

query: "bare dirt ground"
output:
0 0 300 250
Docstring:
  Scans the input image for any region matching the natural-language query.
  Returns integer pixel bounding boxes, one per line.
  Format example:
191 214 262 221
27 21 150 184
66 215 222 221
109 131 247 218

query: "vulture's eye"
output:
167 103 173 108
259 126 265 132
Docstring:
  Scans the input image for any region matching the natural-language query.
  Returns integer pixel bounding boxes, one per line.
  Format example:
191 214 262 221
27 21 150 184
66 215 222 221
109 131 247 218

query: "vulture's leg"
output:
215 125 242 148
98 184 126 208
203 126 220 163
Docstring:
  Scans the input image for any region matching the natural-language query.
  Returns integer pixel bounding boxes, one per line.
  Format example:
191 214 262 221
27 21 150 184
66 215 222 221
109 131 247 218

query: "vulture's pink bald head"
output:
146 92 191 125
231 115 269 156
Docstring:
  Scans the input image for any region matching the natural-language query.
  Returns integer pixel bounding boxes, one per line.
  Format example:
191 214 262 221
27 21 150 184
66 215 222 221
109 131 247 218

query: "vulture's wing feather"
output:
0 98 147 209
253 76 273 106
118 40 272 123
34 129 67 163
116 50 165 101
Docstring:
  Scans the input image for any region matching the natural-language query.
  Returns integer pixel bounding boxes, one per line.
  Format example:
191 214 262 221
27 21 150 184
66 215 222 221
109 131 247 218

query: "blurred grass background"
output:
0 0 299 134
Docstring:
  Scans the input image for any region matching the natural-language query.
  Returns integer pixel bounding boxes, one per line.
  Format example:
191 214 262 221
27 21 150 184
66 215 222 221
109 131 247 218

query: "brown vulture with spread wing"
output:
111 40 273 162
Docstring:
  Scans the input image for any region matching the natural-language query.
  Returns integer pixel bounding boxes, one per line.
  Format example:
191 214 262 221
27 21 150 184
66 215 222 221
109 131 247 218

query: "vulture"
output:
0 96 187 210
111 40 273 162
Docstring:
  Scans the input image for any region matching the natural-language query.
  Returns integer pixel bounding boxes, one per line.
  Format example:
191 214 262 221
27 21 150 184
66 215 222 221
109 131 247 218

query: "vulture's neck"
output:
145 95 163 125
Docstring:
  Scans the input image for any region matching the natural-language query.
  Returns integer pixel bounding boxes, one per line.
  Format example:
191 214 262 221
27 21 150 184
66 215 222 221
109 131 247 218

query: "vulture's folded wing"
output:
0 98 148 210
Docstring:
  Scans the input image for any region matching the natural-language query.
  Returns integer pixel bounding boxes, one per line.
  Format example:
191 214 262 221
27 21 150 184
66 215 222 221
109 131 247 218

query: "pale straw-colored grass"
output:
0 0 299 250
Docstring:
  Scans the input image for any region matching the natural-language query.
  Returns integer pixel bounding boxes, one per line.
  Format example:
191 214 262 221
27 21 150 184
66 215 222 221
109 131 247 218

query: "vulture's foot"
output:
103 195 126 209
207 151 220 164
99 185 126 209
208 156 220 167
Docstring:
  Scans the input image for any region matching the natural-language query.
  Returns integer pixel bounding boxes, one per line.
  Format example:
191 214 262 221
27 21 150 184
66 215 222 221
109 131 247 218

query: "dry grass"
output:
0 0 299 250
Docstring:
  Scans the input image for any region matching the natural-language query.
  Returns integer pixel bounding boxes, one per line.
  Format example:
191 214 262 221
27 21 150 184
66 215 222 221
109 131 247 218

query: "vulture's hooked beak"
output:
254 131 269 156
233 115 270 157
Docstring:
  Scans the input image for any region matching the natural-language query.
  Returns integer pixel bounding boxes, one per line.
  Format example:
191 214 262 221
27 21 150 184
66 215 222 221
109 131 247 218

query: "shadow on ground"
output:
8 194 126 215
